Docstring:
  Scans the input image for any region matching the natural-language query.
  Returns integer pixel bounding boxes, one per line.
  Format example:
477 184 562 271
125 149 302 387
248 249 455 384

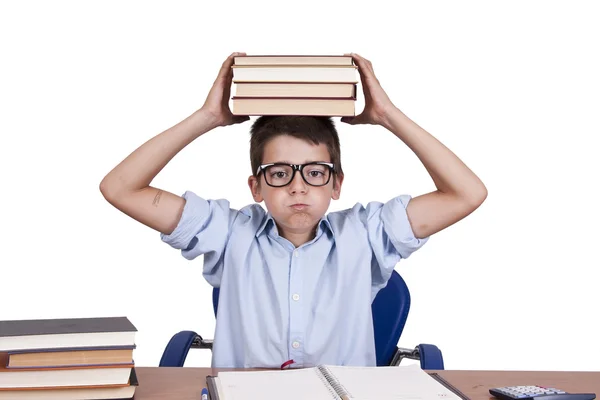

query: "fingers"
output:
350 53 374 73
216 52 247 83
223 114 250 127
223 76 232 105
222 52 247 102
340 116 354 125
344 52 375 80
232 115 250 124
340 113 366 125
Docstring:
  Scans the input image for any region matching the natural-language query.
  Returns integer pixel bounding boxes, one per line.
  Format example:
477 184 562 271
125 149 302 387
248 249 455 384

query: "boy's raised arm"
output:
99 52 249 235
341 53 487 239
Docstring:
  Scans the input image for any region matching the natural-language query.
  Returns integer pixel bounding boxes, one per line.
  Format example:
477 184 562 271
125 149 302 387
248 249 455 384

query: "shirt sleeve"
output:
360 194 430 297
159 190 239 287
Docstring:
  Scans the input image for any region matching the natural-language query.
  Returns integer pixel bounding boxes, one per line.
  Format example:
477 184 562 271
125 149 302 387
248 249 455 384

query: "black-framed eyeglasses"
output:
256 162 335 187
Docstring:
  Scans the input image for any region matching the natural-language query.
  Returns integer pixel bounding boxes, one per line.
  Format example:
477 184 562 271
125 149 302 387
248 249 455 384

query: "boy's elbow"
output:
467 181 488 210
99 176 120 203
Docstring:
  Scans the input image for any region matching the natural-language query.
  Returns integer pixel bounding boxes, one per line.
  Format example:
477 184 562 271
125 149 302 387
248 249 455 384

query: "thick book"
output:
0 353 134 389
234 82 357 98
207 364 467 400
231 96 356 117
0 317 137 352
234 55 354 66
5 345 135 368
0 367 138 399
231 65 358 83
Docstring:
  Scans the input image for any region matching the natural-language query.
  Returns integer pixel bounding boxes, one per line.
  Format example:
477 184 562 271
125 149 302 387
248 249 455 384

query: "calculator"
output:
489 385 596 400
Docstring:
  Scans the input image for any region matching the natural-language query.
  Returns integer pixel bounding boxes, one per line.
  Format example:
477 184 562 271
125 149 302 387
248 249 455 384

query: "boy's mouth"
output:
290 204 308 210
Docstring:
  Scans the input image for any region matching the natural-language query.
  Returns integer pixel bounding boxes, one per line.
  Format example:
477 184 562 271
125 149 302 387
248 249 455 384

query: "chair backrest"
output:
211 270 410 366
371 270 411 365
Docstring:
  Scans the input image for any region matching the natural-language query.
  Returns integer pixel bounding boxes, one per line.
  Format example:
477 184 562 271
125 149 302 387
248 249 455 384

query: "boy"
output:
100 52 487 368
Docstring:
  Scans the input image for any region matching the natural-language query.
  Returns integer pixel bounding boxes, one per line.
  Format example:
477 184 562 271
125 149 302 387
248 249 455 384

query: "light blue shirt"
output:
160 191 428 368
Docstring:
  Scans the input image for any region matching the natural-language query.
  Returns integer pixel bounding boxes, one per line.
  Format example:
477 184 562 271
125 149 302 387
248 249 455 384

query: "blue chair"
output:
159 270 444 369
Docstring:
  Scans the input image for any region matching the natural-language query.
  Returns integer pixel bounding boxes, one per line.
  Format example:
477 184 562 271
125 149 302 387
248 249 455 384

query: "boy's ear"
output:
248 175 264 203
331 173 344 200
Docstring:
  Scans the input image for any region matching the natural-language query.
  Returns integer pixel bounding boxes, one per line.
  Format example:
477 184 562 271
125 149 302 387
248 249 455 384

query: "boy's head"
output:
247 116 345 237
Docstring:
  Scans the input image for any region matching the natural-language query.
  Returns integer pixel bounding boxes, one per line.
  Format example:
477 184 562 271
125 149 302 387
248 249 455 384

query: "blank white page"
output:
324 364 463 400
216 368 339 400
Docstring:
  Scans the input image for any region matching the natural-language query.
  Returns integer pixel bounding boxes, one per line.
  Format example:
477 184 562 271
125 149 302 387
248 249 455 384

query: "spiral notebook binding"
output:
317 365 351 399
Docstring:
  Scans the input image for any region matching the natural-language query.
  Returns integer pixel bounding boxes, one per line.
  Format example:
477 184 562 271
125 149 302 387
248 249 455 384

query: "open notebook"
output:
206 363 466 400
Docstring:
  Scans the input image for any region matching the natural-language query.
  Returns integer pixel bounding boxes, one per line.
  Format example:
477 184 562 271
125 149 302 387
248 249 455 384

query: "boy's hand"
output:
340 53 396 127
201 52 250 128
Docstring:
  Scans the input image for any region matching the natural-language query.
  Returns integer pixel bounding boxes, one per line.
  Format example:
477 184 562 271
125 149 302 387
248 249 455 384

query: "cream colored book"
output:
0 368 138 399
231 65 358 83
231 97 355 117
206 364 465 400
0 365 132 389
234 82 356 98
234 55 354 66
0 385 135 400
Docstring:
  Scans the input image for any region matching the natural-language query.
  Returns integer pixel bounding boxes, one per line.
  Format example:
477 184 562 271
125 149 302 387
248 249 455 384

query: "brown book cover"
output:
6 346 135 368
232 95 357 100
0 351 133 389
0 353 134 372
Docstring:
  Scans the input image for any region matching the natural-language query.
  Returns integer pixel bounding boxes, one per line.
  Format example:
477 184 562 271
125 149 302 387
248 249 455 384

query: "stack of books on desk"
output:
231 55 358 116
0 316 138 399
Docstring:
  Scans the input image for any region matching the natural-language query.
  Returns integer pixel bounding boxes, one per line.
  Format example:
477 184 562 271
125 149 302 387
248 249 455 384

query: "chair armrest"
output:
159 330 213 367
191 335 213 350
390 344 445 370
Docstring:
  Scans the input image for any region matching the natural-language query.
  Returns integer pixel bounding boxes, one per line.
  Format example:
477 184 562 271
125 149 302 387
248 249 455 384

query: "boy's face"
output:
248 135 343 237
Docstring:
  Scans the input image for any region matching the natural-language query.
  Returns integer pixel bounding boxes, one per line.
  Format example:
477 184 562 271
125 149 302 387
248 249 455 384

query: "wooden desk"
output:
134 367 600 400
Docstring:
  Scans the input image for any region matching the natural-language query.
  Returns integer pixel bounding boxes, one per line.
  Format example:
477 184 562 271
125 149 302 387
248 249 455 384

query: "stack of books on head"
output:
0 316 138 399
231 55 358 117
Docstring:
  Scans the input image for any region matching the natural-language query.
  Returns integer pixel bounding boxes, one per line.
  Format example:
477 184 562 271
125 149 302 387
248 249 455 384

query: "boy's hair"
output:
249 116 344 183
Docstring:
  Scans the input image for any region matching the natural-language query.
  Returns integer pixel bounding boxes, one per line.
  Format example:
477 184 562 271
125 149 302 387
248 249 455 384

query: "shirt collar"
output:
255 213 334 239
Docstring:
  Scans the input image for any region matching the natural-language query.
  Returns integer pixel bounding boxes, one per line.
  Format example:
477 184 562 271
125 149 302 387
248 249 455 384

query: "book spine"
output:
316 365 349 399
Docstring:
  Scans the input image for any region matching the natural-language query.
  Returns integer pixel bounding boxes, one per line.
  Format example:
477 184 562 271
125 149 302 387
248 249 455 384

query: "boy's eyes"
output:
269 166 325 176
270 170 289 178
261 163 332 187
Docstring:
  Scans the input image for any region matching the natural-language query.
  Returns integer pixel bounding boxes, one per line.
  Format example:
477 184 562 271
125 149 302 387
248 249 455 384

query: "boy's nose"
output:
288 172 308 194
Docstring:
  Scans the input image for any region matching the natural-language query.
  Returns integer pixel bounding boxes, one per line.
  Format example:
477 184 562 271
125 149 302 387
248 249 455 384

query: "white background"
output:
1 1 599 371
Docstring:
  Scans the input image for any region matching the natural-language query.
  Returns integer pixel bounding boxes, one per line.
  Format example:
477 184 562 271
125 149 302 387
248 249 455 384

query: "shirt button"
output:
292 293 300 301
294 250 299 257
292 341 300 349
